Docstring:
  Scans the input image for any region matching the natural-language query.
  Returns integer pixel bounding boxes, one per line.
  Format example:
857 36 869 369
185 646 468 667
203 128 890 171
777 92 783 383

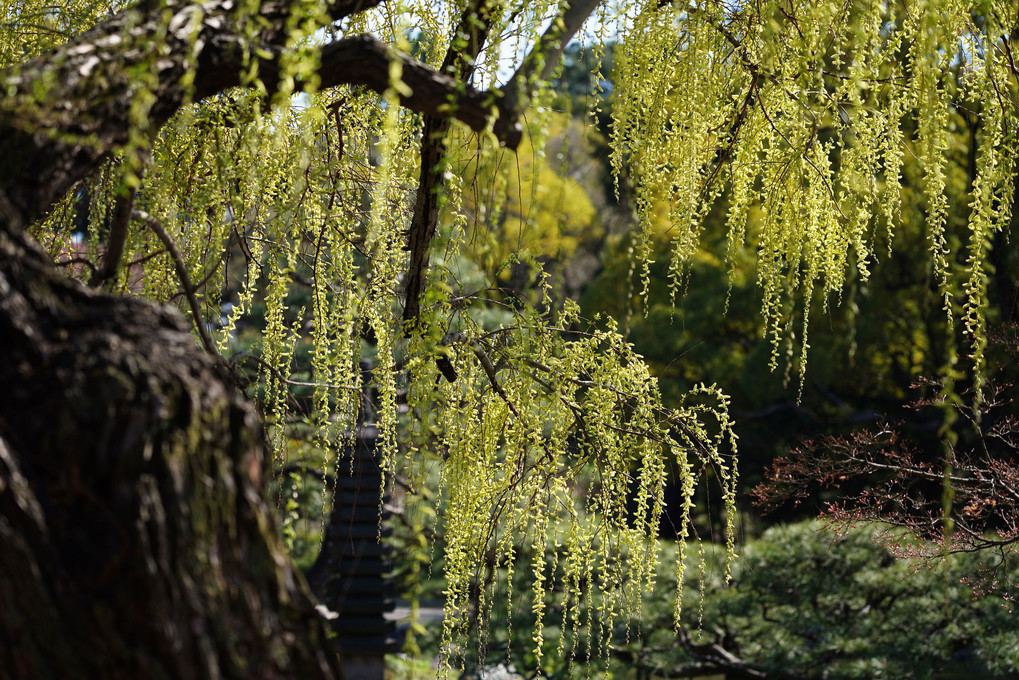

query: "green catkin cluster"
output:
611 0 1014 399
423 297 738 669
10 0 1015 670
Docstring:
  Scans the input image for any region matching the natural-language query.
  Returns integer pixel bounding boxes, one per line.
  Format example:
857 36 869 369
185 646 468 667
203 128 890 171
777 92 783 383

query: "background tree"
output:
756 329 1019 565
629 521 1019 680
1 0 1017 677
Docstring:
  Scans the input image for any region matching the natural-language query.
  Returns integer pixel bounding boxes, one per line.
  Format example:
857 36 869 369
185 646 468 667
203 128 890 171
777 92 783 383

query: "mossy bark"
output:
0 230 342 679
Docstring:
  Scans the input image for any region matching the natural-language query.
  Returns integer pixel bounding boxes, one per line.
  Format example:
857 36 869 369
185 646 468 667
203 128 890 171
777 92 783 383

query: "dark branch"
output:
315 35 520 147
402 0 500 328
139 210 219 358
88 183 136 289
0 0 521 233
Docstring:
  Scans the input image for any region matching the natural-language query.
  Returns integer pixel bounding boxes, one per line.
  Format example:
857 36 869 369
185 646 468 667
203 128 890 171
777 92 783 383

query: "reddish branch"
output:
754 378 1019 556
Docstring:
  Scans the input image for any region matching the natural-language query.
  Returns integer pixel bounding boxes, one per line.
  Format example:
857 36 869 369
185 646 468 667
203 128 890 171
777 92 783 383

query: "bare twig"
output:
501 0 601 117
54 256 98 276
136 210 218 357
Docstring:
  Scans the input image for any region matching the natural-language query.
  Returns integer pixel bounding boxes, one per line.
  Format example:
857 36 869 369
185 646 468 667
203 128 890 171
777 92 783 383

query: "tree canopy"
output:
0 0 1017 677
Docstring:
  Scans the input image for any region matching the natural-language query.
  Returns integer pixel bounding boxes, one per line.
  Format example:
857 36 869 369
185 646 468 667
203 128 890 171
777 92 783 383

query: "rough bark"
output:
0 230 340 678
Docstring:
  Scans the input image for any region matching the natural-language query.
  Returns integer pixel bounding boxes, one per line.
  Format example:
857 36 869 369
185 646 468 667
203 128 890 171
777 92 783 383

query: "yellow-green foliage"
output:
611 0 1016 394
450 117 601 278
406 296 737 669
0 0 121 63
7 0 1016 670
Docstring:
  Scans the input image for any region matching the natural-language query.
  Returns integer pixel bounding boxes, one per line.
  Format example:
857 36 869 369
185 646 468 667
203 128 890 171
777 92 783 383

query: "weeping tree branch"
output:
0 0 594 235
0 0 604 674
0 0 543 677
401 0 600 329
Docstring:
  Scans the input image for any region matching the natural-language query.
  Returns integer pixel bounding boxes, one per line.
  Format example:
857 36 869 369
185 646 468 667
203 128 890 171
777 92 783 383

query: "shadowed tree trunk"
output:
0 229 341 678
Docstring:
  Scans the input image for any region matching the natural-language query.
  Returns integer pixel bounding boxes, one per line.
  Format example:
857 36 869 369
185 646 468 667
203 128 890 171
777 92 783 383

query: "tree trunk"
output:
0 229 342 679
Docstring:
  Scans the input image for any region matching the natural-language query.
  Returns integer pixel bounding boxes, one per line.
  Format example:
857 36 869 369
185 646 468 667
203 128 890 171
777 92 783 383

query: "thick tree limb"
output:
0 2 445 677
0 0 521 233
315 35 520 147
500 0 601 115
